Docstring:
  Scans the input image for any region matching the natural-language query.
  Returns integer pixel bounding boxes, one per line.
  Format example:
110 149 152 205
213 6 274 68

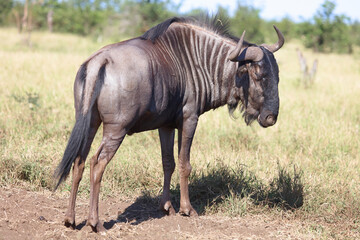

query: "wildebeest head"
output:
229 26 284 128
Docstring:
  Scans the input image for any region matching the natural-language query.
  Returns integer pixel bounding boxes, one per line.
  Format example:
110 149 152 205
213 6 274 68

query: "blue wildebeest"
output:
55 16 284 232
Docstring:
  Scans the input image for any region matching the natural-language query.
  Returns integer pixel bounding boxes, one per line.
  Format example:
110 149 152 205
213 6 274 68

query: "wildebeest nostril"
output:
265 114 276 126
258 110 277 128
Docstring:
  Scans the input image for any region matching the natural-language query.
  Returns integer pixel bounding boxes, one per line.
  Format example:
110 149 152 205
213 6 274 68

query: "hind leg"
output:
87 123 126 232
159 127 176 215
64 110 101 229
64 156 85 229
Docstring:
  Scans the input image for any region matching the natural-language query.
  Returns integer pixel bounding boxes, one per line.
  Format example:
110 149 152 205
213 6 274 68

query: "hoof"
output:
160 201 176 216
179 207 198 217
167 206 176 216
162 205 176 216
86 220 106 233
64 216 76 229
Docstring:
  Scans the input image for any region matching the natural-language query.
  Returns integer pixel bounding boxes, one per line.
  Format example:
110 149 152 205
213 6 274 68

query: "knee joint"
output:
179 162 192 178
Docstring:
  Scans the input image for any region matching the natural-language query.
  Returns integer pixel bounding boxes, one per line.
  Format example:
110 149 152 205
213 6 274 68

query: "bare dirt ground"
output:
0 185 311 240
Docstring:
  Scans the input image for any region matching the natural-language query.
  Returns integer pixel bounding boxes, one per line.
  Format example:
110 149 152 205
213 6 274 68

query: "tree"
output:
138 0 175 31
350 21 360 47
0 0 13 25
112 0 178 39
275 16 296 41
298 0 352 53
231 2 265 43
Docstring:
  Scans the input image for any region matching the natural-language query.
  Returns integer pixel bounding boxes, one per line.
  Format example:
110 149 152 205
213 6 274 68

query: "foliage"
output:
113 0 178 38
136 0 179 31
271 16 297 41
231 2 265 43
0 0 12 25
297 0 352 53
42 0 114 35
350 21 360 46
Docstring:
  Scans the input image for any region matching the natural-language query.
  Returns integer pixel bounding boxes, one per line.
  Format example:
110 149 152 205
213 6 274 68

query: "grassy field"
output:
0 28 360 238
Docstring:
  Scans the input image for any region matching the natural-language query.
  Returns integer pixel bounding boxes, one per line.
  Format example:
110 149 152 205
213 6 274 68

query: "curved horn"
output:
261 25 285 53
228 30 246 62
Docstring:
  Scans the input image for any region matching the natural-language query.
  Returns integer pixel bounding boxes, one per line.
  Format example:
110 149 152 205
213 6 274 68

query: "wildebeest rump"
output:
54 16 284 232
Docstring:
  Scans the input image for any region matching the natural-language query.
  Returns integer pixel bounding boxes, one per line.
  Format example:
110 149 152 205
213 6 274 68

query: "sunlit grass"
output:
0 27 360 238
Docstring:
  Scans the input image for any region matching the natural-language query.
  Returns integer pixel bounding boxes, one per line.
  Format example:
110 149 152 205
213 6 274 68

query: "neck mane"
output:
141 16 240 44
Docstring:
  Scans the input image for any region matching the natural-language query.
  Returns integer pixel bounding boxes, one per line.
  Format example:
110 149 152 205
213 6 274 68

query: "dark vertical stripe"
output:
154 23 237 114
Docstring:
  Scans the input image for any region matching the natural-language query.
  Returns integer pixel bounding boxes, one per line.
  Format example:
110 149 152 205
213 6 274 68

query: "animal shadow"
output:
103 164 304 230
103 193 165 229
173 164 304 214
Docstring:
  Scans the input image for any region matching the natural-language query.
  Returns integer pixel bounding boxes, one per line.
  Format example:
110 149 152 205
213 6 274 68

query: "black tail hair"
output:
54 62 106 190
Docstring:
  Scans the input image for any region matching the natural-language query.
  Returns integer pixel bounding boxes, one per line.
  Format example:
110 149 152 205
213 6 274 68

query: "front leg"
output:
177 115 198 217
158 127 176 215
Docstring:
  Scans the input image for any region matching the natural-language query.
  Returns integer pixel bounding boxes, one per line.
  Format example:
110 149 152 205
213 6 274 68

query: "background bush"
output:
2 0 359 53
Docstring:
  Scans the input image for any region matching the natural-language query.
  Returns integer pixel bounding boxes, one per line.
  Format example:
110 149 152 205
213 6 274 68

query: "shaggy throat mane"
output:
227 73 258 126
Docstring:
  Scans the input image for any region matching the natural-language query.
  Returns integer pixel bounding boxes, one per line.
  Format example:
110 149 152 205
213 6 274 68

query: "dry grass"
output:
0 28 360 238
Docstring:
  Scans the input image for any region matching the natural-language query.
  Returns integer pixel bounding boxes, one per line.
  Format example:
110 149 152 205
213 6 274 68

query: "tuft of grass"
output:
256 165 304 210
18 161 52 188
0 157 53 189
185 163 260 214
11 90 41 111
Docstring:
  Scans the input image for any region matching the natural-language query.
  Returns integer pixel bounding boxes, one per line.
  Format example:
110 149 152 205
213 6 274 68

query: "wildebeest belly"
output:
127 109 178 135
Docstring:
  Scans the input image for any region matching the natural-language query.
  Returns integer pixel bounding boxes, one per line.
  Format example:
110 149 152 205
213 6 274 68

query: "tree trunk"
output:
22 0 28 32
47 9 53 33
12 9 21 33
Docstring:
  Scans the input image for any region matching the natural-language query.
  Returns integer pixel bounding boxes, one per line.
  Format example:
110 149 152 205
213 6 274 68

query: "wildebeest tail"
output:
54 59 107 190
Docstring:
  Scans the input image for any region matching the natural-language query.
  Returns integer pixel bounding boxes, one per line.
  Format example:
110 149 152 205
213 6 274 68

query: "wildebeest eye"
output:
238 65 247 75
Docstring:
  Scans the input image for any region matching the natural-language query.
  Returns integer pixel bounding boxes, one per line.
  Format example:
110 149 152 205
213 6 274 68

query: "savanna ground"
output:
0 28 359 239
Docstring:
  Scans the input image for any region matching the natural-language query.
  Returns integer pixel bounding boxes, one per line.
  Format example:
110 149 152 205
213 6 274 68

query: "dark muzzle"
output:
258 109 277 128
